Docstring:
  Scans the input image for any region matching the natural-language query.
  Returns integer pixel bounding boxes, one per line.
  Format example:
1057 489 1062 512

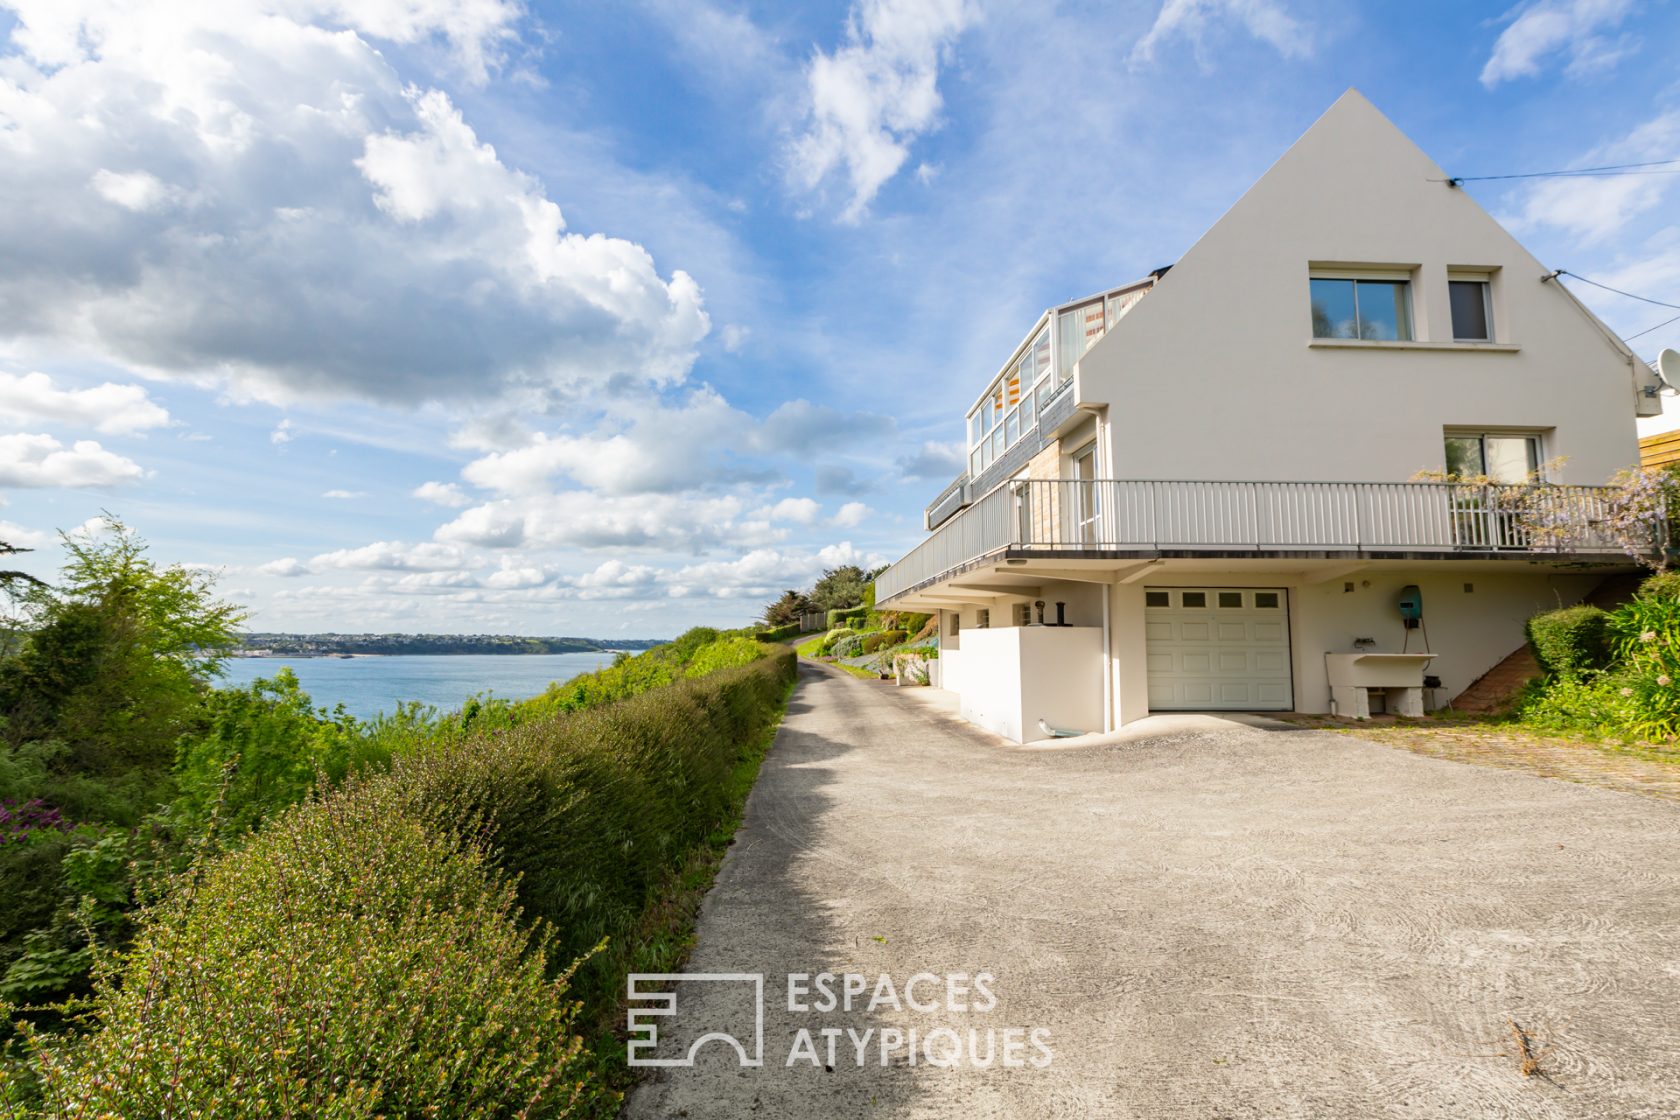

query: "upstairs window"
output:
1310 276 1413 341
1449 278 1493 341
1444 432 1541 484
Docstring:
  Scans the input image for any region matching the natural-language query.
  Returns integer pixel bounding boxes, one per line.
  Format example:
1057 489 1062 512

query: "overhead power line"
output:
1553 271 1680 311
1626 313 1680 343
1436 157 1680 187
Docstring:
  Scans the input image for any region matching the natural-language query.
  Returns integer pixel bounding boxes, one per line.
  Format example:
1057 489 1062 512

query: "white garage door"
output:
1145 588 1292 711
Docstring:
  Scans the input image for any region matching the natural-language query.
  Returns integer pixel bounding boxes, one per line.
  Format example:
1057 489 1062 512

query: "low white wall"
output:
955 626 1104 742
955 629 1023 740
1019 626 1105 739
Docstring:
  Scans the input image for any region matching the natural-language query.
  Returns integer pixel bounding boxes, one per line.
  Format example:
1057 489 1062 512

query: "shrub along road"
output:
626 662 1680 1119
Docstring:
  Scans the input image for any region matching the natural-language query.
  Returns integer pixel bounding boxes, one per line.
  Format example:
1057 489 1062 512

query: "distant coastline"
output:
236 632 667 658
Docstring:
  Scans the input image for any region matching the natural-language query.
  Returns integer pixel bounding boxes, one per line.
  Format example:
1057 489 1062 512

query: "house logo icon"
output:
626 973 765 1068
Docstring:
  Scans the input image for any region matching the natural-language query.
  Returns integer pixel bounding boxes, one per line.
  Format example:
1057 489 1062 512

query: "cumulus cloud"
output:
1480 0 1638 87
270 420 296 446
0 520 51 549
663 542 885 599
434 491 775 553
0 0 707 407
1130 0 1310 65
0 371 170 434
895 440 964 480
310 539 468 571
460 389 769 496
413 480 473 507
832 501 871 528
789 0 976 222
0 433 145 488
763 497 821 524
258 556 311 577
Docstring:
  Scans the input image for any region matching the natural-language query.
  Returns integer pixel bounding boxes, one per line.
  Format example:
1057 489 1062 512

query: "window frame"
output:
1447 274 1494 342
1443 430 1546 484
1308 268 1416 342
965 325 1052 472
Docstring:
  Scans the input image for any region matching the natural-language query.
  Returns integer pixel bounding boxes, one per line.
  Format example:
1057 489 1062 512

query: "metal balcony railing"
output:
875 479 1637 603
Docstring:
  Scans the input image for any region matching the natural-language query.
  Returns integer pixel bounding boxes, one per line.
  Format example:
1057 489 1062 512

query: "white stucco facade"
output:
882 90 1655 743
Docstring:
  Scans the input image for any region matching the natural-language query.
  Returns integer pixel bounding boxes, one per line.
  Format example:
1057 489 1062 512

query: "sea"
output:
217 652 623 721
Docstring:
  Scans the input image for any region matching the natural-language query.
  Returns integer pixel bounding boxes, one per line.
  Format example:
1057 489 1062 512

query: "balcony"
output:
877 479 1639 604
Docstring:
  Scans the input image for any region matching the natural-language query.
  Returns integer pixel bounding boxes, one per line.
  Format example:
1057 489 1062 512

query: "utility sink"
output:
1324 652 1437 719
1324 652 1436 688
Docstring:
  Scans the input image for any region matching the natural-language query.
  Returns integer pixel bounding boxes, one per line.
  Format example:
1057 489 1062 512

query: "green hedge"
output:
826 606 866 630
380 649 795 1005
756 622 802 643
860 629 908 654
1639 571 1680 600
11 649 797 1115
1526 605 1613 677
21 778 594 1117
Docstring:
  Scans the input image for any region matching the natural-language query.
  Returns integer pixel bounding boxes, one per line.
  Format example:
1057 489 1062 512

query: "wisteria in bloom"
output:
0 798 72 845
1602 467 1676 570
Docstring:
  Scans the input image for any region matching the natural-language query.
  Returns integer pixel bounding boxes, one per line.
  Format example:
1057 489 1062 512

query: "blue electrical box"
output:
1398 585 1423 623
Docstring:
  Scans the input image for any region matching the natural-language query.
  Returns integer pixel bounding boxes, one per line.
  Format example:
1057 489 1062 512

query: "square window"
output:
1310 276 1413 340
1181 591 1207 608
1444 433 1540 483
1218 592 1243 608
1255 592 1280 608
1449 280 1491 341
1145 590 1169 607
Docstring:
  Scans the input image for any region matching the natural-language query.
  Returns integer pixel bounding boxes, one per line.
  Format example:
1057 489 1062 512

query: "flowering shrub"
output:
1519 585 1680 740
0 801 70 847
1600 466 1680 570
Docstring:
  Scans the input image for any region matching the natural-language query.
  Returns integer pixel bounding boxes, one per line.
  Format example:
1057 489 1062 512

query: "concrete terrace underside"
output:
625 662 1680 1120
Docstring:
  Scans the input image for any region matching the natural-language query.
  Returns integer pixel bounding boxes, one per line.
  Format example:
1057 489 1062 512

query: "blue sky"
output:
1 0 1677 637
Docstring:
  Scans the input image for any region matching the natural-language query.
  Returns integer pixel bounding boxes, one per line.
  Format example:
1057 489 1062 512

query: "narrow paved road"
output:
625 662 1680 1119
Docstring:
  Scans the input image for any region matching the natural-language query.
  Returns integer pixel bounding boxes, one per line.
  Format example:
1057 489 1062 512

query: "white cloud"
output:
310 539 468 571
1130 0 1310 65
1504 109 1680 241
832 500 871 528
322 489 367 499
0 433 145 488
764 497 821 524
720 323 751 352
89 169 179 213
895 439 964 480
1480 0 1638 87
663 542 885 599
0 520 52 549
0 371 170 434
258 557 311 577
435 491 773 553
0 1 707 407
789 0 976 222
413 480 473 507
458 388 774 496
271 420 295 446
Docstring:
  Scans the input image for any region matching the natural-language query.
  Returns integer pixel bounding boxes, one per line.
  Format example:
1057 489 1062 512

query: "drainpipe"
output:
1101 582 1114 733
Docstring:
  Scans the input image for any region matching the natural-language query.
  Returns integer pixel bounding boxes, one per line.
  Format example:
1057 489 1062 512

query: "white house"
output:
875 90 1662 743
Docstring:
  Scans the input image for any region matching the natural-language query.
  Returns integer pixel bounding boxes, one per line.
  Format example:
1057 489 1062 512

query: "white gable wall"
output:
1077 90 1643 486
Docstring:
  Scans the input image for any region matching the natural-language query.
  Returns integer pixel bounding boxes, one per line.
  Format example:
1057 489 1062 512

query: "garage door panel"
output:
1145 587 1291 712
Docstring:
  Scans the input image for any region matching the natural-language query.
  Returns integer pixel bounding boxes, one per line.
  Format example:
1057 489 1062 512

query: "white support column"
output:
1111 579 1149 726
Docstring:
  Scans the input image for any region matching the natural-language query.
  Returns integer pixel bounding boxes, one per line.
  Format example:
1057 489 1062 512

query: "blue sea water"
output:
217 652 622 721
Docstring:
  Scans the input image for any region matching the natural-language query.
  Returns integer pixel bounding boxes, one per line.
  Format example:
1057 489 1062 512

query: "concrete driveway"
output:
624 663 1680 1119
